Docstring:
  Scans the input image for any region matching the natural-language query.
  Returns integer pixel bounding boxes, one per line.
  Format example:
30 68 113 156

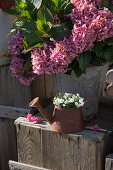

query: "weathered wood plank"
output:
105 154 113 170
0 117 17 170
44 74 54 101
9 161 50 170
0 105 29 119
0 66 31 108
31 75 46 107
0 66 54 108
16 122 44 167
15 117 113 170
0 106 31 170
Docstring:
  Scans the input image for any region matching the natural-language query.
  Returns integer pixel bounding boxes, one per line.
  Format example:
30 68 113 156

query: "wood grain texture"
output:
16 124 43 167
0 106 31 170
0 105 29 119
0 117 17 170
0 66 54 108
44 74 54 102
9 161 50 170
31 75 46 106
105 154 113 170
15 117 113 170
0 66 31 108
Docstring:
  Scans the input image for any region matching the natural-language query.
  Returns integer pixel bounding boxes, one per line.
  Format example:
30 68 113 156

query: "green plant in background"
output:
4 0 113 85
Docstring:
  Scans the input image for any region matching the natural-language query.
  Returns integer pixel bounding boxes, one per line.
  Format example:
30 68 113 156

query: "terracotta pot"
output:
51 106 84 133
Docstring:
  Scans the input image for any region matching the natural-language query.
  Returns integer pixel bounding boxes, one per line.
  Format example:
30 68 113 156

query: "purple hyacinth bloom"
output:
92 124 100 132
10 55 36 86
8 30 24 56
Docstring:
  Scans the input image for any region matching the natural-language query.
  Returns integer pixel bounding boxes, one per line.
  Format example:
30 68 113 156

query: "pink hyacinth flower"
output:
27 113 41 124
92 124 100 132
27 113 32 121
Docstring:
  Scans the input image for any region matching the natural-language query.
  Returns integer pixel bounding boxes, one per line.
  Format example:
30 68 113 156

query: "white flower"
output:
78 104 83 107
68 98 74 103
79 98 84 103
58 99 64 104
64 95 67 99
76 93 80 97
75 102 79 107
65 100 68 104
53 93 84 108
65 93 70 96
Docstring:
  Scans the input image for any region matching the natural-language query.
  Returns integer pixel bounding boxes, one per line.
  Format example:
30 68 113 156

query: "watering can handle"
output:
29 97 53 125
29 97 40 108
84 100 97 122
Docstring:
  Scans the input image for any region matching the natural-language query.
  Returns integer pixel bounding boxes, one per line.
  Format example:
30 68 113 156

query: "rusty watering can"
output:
29 97 84 133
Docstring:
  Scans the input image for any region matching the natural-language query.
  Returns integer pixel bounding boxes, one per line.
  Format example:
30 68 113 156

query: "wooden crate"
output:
0 106 30 170
9 161 50 170
105 154 113 170
0 66 54 108
15 116 113 170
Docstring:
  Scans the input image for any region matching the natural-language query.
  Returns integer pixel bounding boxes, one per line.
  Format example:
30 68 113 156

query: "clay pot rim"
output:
54 105 81 111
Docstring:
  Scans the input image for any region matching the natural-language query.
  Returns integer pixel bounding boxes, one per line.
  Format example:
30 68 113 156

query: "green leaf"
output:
30 0 42 9
68 59 84 77
49 24 71 41
40 7 53 23
36 20 45 34
65 69 72 75
36 7 53 34
57 0 69 9
108 5 113 12
16 0 27 10
103 0 109 7
102 0 113 12
91 52 102 66
37 9 46 25
26 1 36 11
23 59 32 72
20 21 41 43
10 21 24 33
103 45 113 62
104 37 113 46
91 42 104 57
73 68 83 77
42 0 57 14
5 9 21 15
23 39 28 50
24 43 43 53
20 11 31 20
52 0 59 6
77 51 92 72
64 3 75 14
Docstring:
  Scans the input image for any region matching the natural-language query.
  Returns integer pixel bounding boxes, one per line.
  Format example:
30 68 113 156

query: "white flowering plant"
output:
53 93 85 109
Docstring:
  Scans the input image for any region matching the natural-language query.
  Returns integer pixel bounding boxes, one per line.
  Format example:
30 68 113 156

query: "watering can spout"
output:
29 97 53 124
